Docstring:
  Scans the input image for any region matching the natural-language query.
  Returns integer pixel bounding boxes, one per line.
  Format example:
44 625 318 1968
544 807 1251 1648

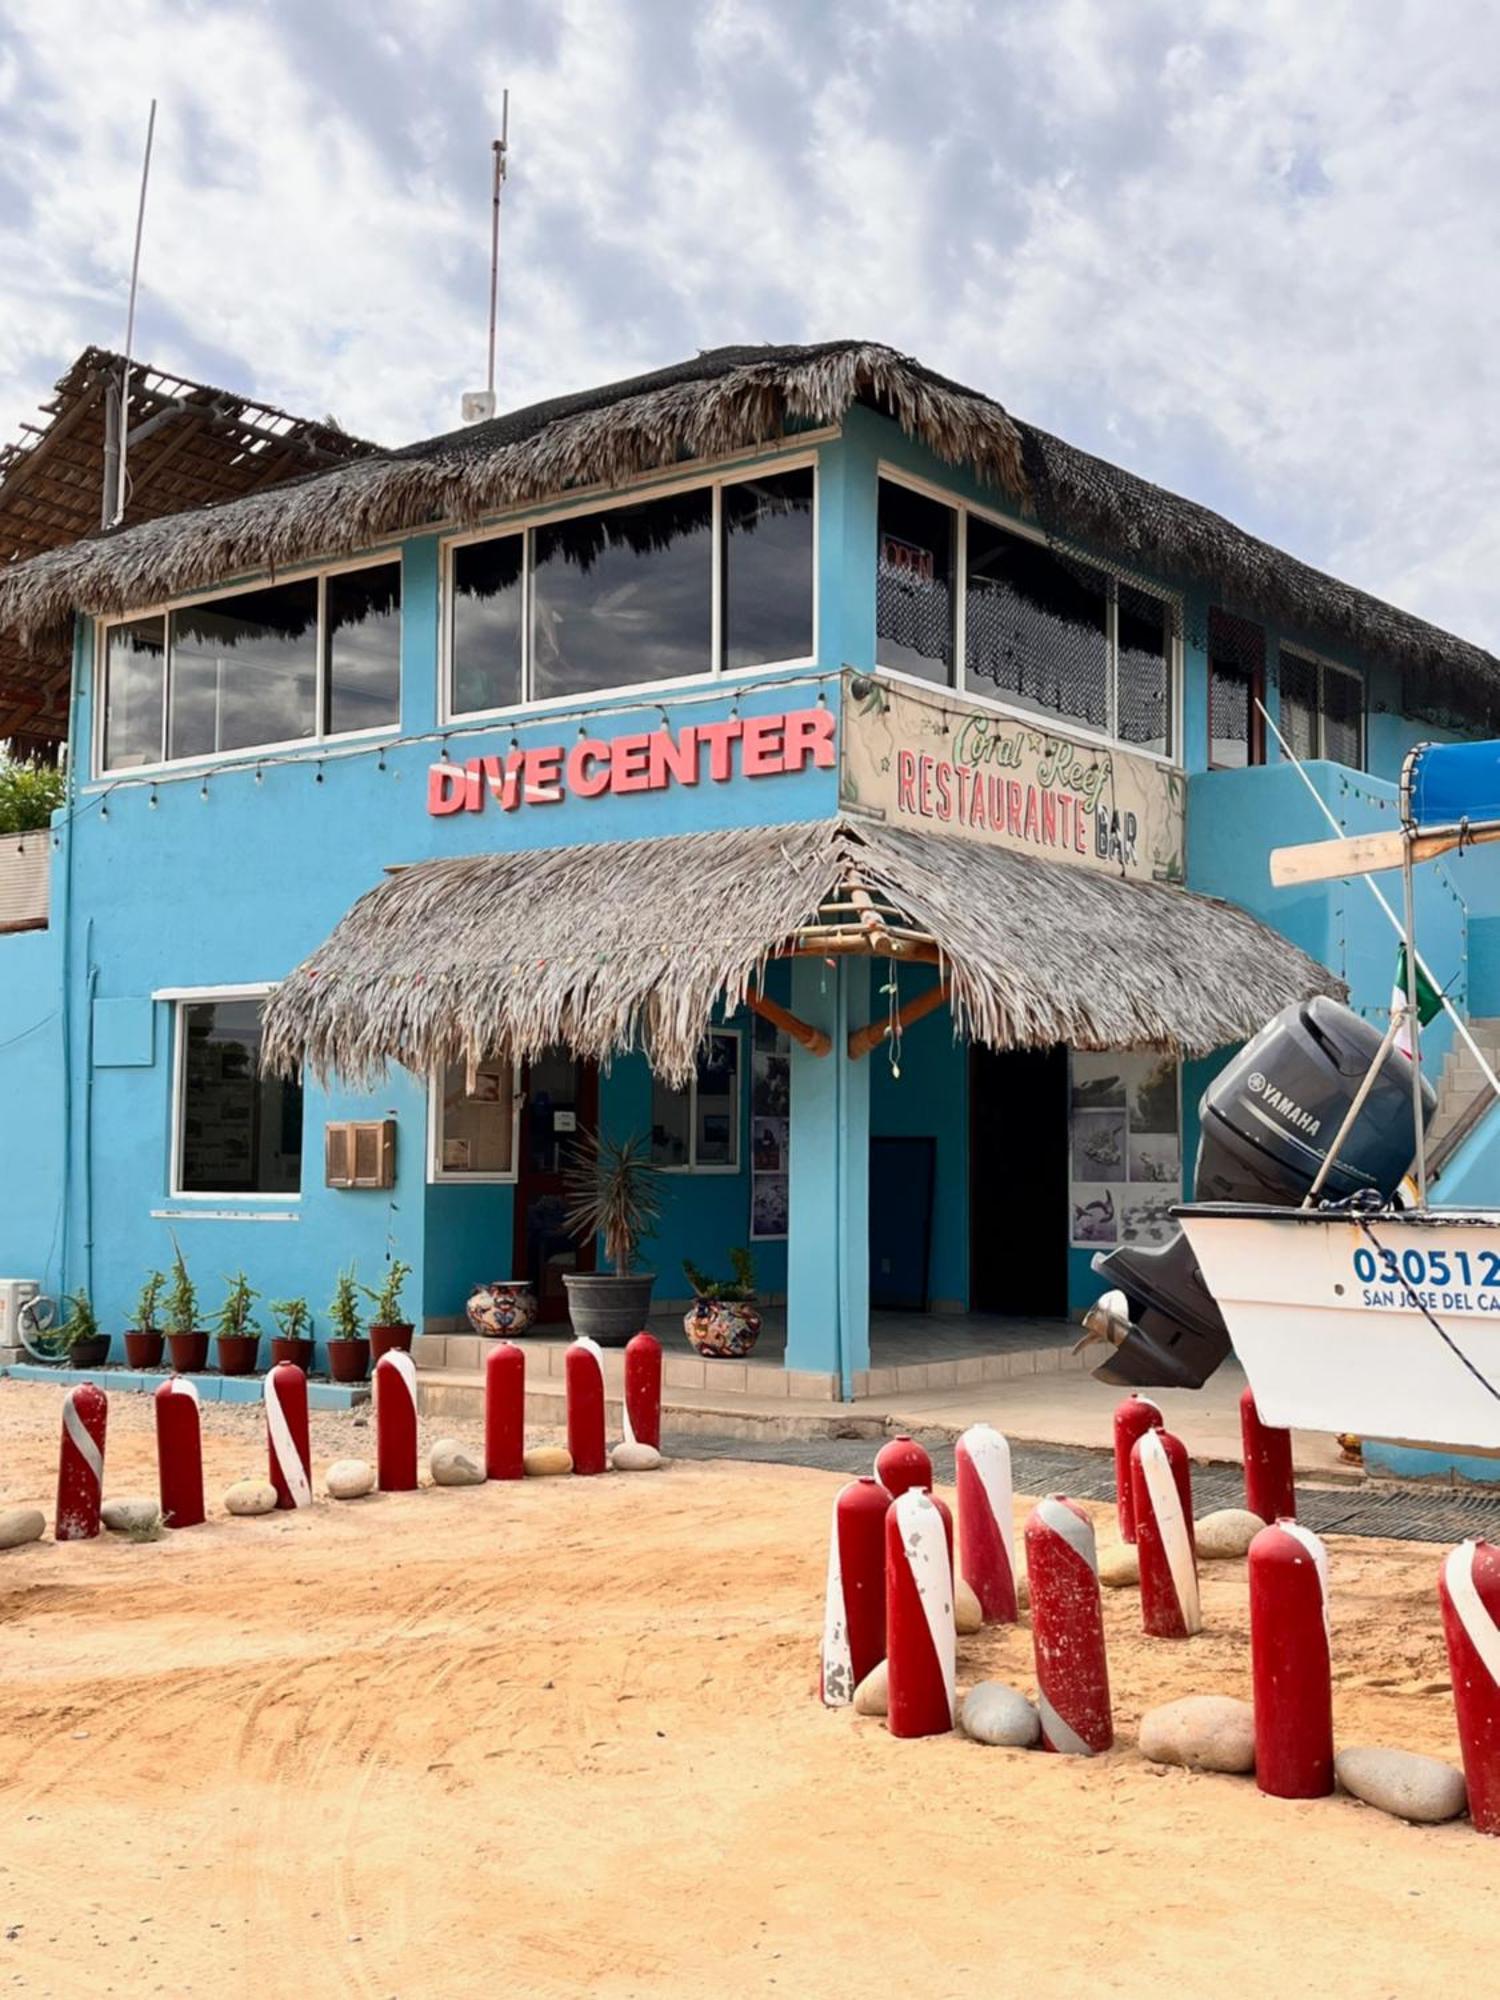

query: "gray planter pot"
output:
562 1272 655 1348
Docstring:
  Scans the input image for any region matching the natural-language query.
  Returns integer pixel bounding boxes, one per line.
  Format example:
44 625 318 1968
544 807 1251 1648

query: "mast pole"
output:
1402 833 1429 1205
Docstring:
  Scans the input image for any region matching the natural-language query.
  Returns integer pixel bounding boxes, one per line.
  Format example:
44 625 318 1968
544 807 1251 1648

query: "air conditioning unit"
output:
0 1279 41 1363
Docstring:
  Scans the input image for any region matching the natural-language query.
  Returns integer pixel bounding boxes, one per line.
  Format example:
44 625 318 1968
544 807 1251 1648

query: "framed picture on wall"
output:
1070 1050 1181 1249
751 1018 791 1240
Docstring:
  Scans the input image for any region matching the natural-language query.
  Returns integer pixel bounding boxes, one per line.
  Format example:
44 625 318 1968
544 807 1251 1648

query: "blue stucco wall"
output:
0 921 66 1292
868 963 968 1311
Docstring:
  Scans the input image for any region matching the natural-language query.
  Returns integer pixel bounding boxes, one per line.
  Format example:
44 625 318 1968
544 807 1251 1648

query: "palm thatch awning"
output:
260 818 1343 1089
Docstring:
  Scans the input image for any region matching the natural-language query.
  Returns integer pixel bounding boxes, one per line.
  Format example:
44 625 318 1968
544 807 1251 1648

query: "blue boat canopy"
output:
1404 739 1500 829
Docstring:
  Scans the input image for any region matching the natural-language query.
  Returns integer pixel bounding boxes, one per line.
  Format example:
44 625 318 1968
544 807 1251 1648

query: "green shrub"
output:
0 758 66 836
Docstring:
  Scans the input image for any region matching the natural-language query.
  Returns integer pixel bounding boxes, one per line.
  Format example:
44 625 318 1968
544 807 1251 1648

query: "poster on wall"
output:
1069 1050 1180 1250
751 1015 791 1241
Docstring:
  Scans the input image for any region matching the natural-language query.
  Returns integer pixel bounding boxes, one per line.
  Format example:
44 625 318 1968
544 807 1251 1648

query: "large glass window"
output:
451 535 524 716
876 479 955 684
722 467 815 671
102 615 166 770
1208 608 1266 769
325 562 401 735
1280 647 1364 769
531 489 714 700
965 515 1108 734
176 996 302 1196
430 1060 518 1180
651 1030 741 1171
170 579 319 760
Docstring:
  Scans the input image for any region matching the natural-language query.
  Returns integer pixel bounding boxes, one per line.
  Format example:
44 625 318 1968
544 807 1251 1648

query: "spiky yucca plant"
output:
562 1130 661 1276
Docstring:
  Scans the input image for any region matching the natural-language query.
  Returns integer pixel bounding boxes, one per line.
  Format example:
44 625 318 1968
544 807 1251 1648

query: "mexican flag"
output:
1392 943 1443 1058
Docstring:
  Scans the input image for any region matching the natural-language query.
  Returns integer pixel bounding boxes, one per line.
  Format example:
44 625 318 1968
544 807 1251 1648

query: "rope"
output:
1354 1212 1500 1405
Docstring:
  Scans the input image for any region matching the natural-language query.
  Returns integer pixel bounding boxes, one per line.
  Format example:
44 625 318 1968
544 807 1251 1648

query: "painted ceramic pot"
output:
467 1280 539 1339
683 1297 762 1359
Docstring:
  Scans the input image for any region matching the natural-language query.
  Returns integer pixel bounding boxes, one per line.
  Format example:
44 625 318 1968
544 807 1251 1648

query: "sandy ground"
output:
0 1380 1495 2000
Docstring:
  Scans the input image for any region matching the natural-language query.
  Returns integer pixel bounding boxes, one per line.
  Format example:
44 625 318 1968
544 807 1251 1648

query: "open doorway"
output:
969 1044 1069 1317
513 1049 599 1324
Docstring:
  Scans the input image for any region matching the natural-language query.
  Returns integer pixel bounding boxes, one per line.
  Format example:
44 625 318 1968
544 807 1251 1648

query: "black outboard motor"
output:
1085 996 1436 1389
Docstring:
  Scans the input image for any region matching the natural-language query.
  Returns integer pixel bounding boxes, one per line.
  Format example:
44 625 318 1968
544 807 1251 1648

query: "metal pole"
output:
1302 1012 1403 1207
485 90 509 401
114 97 157 526
1403 834 1429 1204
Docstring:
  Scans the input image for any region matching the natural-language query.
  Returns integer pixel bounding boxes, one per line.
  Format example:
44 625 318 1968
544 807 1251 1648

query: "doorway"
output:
969 1044 1069 1318
513 1049 599 1324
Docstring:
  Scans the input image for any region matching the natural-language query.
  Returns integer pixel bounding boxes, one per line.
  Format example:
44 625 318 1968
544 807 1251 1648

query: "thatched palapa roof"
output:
260 818 1343 1089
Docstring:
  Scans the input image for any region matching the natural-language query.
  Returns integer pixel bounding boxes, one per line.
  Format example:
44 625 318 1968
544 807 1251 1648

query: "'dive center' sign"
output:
428 705 836 815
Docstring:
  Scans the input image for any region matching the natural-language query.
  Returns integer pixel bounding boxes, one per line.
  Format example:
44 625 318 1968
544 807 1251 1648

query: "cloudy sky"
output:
2 0 1497 645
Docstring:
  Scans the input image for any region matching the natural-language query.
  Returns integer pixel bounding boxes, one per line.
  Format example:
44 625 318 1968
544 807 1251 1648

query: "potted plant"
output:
164 1244 209 1373
61 1289 111 1370
682 1249 763 1359
123 1270 166 1369
269 1297 314 1372
362 1258 414 1360
326 1266 370 1384
213 1270 261 1376
561 1129 661 1347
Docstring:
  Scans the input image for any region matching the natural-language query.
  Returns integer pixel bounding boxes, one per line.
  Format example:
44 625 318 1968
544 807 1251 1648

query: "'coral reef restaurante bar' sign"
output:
428 705 836 814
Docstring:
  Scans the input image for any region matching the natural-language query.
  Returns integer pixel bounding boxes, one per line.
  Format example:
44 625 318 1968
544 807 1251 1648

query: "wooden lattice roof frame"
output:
0 346 375 753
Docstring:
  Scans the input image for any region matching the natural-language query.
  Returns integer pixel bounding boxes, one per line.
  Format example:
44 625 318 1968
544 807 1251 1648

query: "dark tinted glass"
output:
1116 583 1171 756
326 562 400 733
169 579 318 759
877 480 954 683
965 517 1107 731
531 490 712 698
1322 665 1364 768
1278 650 1320 762
722 468 814 670
451 535 523 714
1208 610 1264 768
103 615 166 769
178 998 302 1195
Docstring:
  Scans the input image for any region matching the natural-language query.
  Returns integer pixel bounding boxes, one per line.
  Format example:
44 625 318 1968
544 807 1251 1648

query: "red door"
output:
513 1049 599 1325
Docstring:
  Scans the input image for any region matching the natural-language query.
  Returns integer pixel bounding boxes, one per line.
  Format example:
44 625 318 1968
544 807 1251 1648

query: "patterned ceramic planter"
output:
467 1280 539 1339
683 1297 762 1359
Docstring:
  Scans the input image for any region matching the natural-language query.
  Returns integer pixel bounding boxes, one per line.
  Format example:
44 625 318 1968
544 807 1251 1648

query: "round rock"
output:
611 1441 664 1472
1195 1508 1265 1560
101 1497 161 1535
325 1459 375 1501
523 1445 573 1478
1138 1695 1256 1774
961 1681 1041 1748
0 1507 45 1550
1099 1542 1140 1588
955 1577 984 1635
430 1439 486 1487
224 1479 279 1517
1336 1746 1467 1824
853 1660 888 1717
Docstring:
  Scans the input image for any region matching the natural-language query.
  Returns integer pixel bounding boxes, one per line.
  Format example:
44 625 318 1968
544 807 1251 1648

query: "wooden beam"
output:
1270 821 1500 887
744 989 831 1058
848 981 952 1060
788 926 941 960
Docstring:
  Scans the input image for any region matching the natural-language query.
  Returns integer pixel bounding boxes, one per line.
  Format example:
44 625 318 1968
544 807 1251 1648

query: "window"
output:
651 1030 741 1171
1208 608 1266 769
1279 648 1364 769
451 535 524 716
99 559 402 774
877 478 955 684
1116 582 1173 757
722 467 815 673
174 996 302 1197
965 515 1108 734
429 1060 519 1181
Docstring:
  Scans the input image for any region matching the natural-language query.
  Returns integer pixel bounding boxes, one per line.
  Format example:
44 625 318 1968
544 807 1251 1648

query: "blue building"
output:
2 339 1496 1405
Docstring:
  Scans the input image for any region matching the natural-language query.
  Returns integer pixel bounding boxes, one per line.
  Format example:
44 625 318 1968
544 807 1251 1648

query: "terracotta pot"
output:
270 1336 314 1372
369 1322 414 1360
327 1337 370 1384
122 1330 165 1369
167 1330 210 1373
683 1296 762 1359
68 1335 112 1370
215 1333 260 1377
466 1281 538 1339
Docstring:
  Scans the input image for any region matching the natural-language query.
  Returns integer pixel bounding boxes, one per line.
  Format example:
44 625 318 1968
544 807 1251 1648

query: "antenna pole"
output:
485 90 509 401
113 97 157 527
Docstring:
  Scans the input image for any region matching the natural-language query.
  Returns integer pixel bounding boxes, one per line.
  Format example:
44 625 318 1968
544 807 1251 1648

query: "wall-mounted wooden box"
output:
324 1119 396 1189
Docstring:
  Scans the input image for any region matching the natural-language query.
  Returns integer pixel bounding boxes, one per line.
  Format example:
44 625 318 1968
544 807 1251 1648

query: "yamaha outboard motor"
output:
1084 996 1435 1389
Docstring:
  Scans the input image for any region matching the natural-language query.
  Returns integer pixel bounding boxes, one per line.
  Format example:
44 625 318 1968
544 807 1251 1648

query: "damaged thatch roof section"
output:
260 817 1343 1090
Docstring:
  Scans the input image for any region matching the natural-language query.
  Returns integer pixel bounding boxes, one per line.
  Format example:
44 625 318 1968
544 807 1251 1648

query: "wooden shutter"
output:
324 1119 396 1189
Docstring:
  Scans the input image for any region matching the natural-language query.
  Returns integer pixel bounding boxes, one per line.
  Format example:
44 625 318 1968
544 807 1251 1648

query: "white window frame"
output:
874 463 1184 771
426 1062 522 1185
439 454 820 726
166 983 302 1203
94 549 405 782
1278 644 1365 769
653 1028 743 1175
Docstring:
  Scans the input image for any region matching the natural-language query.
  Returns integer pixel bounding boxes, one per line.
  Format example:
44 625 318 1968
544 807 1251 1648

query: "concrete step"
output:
417 1369 892 1442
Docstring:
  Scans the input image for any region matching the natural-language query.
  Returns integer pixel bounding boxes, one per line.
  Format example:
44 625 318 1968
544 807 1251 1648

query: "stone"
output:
955 1577 984 1635
430 1439 486 1487
100 1497 161 1535
1195 1508 1265 1560
0 1507 45 1550
523 1445 573 1478
325 1459 375 1501
1016 1572 1030 1611
961 1681 1041 1749
1138 1695 1256 1774
1336 1746 1467 1824
611 1441 664 1472
853 1660 888 1717
1099 1543 1140 1588
224 1479 279 1517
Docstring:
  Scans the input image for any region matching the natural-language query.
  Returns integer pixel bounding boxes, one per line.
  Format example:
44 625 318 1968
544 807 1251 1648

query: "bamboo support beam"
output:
848 981 953 1060
744 989 832 1058
787 926 941 960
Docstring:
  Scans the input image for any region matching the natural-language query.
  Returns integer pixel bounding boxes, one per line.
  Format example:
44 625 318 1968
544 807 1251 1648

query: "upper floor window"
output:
876 475 1178 758
1207 607 1266 769
1279 648 1364 769
99 559 401 774
446 464 814 719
